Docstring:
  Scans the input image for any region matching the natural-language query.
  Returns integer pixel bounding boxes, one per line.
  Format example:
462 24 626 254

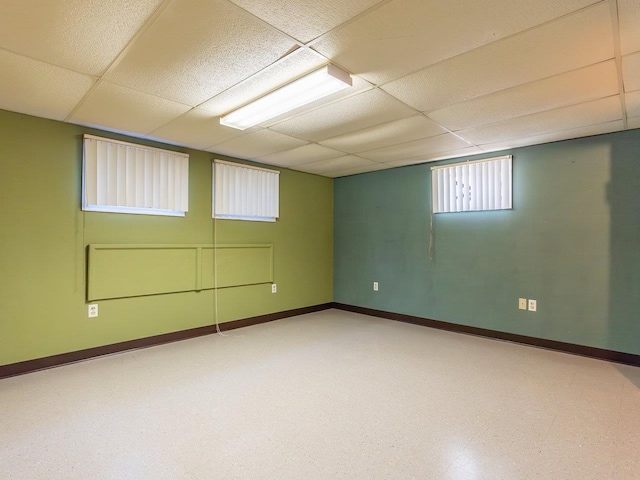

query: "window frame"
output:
431 155 512 214
82 134 189 217
212 159 280 222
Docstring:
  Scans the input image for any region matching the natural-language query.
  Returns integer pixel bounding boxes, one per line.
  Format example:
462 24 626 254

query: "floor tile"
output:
1 310 638 479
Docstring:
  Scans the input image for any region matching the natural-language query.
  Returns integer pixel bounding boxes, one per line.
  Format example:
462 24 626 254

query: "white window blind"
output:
431 155 512 213
213 160 279 222
82 135 189 217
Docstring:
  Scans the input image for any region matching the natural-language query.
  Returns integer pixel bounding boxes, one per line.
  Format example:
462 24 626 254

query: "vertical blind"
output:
431 155 512 213
83 135 189 216
213 160 279 222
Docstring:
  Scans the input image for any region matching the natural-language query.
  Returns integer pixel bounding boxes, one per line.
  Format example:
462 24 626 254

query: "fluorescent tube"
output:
220 65 352 130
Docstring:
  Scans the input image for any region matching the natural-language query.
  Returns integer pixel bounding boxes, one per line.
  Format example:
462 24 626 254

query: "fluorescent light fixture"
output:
220 64 352 130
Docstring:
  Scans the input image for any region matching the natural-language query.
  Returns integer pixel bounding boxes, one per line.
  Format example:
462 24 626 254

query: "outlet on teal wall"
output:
334 130 640 355
0 109 333 366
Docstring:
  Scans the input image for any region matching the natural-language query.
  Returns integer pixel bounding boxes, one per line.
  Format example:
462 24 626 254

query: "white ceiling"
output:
0 0 638 178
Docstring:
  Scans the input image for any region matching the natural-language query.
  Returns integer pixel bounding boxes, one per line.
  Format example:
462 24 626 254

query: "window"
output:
212 160 279 222
82 135 189 217
431 155 512 213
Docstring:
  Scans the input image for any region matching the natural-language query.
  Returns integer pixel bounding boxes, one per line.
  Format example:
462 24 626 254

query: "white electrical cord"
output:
428 179 436 263
429 209 434 262
213 218 227 337
211 163 244 338
212 162 227 337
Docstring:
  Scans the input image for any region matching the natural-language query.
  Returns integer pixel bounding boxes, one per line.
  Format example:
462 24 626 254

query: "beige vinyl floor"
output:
1 309 639 480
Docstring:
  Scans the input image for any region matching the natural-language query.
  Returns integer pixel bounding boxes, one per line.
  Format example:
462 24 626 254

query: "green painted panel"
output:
88 244 273 301
201 245 273 289
88 245 196 300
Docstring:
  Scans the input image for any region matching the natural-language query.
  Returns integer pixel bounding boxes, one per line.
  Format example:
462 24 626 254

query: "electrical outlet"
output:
271 284 277 294
373 282 379 291
88 304 98 318
528 299 537 312
519 298 527 310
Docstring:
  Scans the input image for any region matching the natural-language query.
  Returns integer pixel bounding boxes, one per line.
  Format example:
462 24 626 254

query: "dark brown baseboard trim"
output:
5 302 637 379
333 303 640 367
0 303 333 379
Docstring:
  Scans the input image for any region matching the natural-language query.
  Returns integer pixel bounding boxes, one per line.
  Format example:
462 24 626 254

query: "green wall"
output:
334 129 640 355
0 109 333 366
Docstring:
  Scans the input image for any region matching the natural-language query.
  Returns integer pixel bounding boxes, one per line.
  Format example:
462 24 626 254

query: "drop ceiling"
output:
0 0 638 178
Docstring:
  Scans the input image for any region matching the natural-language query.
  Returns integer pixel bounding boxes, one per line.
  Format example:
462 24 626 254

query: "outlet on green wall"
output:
0 109 333 366
334 130 640 355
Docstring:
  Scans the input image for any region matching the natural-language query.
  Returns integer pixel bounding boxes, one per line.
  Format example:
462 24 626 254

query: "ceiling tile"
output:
145 108 246 149
269 89 416 142
326 163 393 178
69 81 191 136
628 116 640 130
428 61 619 131
199 49 326 116
228 0 383 43
208 129 308 159
359 133 472 163
0 50 95 121
618 0 640 55
107 0 296 106
257 144 345 168
386 146 483 167
0 0 163 76
295 155 375 175
382 3 614 112
320 115 446 153
2 0 632 160
313 0 600 84
626 90 640 118
458 96 622 145
622 52 640 93
479 120 625 152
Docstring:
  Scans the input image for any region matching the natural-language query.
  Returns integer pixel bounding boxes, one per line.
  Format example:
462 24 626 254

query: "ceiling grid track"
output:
63 0 175 122
0 46 97 78
304 0 396 48
419 58 618 116
219 0 305 48
608 0 629 129
374 1 609 91
202 0 394 123
2 0 635 177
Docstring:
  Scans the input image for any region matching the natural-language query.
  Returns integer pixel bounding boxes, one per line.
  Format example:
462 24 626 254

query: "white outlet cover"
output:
528 299 537 312
519 298 527 310
88 304 98 318
373 282 378 291
271 284 277 293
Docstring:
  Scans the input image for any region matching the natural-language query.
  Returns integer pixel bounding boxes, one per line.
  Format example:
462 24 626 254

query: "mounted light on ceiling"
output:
220 64 352 130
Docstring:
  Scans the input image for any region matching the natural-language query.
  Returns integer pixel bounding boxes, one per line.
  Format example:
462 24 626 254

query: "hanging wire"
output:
212 161 227 336
428 174 435 262
211 161 244 338
428 209 434 262
213 221 227 336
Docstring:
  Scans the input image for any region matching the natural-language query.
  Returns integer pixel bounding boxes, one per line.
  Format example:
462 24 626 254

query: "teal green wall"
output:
334 130 640 355
0 109 333 366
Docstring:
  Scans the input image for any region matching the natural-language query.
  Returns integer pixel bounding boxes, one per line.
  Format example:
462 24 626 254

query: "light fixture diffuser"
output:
220 64 352 130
